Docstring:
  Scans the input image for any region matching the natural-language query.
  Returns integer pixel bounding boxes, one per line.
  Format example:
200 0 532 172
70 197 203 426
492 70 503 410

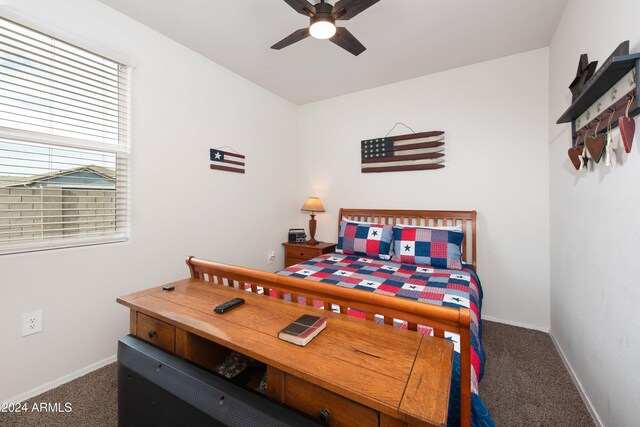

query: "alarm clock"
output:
288 229 306 243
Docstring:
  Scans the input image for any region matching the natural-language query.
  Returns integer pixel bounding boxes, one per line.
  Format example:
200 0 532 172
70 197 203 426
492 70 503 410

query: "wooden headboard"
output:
339 208 477 270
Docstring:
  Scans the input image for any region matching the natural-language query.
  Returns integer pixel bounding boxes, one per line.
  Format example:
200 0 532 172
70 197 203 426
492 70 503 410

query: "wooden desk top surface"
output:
117 279 453 426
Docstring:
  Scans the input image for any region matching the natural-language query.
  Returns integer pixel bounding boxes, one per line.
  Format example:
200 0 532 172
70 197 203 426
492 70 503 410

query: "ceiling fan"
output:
271 0 380 56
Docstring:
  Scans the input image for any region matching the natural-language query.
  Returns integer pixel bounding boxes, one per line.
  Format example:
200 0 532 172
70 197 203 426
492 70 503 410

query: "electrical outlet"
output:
22 310 43 337
267 250 276 264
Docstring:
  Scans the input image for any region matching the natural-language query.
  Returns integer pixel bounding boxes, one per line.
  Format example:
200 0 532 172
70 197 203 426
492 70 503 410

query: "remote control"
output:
214 298 245 314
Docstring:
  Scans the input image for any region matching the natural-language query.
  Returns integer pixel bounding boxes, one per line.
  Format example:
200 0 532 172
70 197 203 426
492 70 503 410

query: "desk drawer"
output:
136 312 175 352
285 246 320 261
284 375 379 427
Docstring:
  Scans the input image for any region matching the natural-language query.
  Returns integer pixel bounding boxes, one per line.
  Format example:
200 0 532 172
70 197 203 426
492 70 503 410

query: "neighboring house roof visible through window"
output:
0 165 116 189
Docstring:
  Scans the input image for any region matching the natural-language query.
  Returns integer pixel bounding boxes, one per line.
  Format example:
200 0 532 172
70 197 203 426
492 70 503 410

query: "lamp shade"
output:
300 197 325 213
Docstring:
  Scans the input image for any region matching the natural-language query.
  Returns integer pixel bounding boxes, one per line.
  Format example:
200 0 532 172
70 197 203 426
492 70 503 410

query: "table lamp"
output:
300 197 325 245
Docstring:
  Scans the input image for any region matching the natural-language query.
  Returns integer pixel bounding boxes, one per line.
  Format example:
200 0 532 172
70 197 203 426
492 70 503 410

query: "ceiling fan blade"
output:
330 27 366 56
331 0 380 20
271 28 311 50
283 0 316 17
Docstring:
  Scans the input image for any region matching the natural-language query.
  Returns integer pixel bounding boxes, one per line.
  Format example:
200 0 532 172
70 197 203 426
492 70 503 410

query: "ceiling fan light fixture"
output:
271 0 377 56
309 18 336 39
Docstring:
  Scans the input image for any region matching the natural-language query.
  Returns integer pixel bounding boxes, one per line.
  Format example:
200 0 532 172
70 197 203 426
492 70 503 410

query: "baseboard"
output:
482 315 549 332
2 354 116 404
549 331 603 427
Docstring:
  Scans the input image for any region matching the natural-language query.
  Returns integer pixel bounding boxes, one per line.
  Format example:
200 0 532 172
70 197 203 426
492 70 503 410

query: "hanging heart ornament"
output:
620 118 635 153
586 134 607 163
585 119 606 163
568 145 584 170
619 97 636 153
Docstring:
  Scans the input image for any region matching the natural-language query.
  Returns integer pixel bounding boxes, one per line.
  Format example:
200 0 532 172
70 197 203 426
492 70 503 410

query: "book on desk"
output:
278 314 327 346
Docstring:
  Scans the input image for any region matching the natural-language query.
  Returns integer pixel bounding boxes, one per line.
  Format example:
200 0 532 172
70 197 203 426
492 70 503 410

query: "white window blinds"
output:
0 17 129 255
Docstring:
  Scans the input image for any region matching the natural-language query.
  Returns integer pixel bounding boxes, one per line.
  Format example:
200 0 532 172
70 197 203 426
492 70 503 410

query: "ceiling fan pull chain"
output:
385 122 416 138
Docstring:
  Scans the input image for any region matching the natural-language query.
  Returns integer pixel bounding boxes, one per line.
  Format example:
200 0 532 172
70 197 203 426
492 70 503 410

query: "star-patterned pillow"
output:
336 220 394 260
391 226 464 269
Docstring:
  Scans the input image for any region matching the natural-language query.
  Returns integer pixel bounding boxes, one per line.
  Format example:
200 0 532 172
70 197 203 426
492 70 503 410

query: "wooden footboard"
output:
187 256 472 427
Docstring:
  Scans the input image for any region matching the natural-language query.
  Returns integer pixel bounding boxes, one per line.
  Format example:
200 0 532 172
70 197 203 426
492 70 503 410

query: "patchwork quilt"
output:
276 253 495 427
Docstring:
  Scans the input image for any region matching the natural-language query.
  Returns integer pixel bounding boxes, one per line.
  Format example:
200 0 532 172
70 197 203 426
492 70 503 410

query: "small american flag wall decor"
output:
361 131 445 173
210 148 245 174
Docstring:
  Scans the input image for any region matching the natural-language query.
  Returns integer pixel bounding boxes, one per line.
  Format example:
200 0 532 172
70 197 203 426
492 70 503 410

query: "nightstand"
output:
282 242 337 268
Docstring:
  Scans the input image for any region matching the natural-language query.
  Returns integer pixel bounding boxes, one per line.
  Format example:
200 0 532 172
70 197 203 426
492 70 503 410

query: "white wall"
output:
297 49 551 330
549 1 640 426
0 0 298 402
0 1 558 404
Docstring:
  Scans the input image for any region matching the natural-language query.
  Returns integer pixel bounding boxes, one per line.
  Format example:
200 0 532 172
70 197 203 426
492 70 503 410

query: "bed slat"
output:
460 311 472 427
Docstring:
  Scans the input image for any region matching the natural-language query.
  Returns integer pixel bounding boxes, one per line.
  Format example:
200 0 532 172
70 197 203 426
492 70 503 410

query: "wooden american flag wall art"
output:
210 148 245 174
360 131 445 173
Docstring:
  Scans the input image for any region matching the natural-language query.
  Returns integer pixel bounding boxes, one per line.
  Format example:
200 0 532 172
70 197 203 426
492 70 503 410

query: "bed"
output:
279 208 494 427
186 208 495 427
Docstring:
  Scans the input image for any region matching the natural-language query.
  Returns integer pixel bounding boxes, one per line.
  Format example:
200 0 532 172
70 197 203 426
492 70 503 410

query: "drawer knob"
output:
299 252 304 256
148 330 157 339
318 409 330 425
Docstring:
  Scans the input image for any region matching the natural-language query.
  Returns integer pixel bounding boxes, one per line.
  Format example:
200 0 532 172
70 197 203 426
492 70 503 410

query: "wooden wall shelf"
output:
557 53 640 147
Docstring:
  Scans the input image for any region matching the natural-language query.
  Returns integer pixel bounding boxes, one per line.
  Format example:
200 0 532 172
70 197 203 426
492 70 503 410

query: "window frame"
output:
0 16 131 256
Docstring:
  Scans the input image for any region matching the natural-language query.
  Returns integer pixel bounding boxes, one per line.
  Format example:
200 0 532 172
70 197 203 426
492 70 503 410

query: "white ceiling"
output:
98 0 567 105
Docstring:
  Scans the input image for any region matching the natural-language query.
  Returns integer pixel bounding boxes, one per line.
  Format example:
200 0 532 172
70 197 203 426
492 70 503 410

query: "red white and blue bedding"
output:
276 253 495 427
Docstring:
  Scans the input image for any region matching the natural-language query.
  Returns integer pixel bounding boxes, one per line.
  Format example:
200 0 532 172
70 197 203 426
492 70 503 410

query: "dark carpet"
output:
0 321 593 426
0 363 117 427
480 321 594 426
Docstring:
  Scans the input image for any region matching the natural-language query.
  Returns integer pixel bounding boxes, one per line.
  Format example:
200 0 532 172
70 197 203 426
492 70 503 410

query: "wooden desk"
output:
118 279 453 427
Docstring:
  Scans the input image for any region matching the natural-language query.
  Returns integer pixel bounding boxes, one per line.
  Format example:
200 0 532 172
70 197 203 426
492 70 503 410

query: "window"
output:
0 17 129 255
